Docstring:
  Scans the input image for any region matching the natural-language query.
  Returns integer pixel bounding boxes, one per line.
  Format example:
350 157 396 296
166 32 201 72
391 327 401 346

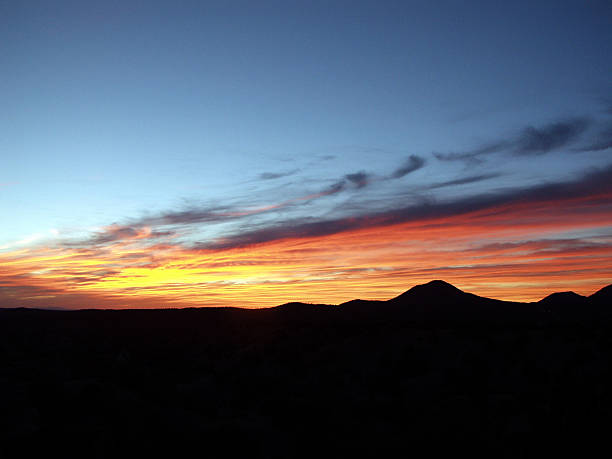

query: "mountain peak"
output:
420 279 460 289
590 284 612 302
391 280 465 302
539 291 586 304
409 280 463 294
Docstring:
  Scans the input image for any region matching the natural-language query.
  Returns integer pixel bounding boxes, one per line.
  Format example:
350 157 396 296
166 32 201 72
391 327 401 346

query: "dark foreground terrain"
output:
1 280 611 458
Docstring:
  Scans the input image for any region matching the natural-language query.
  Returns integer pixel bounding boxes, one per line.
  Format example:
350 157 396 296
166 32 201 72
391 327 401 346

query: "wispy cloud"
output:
434 118 591 163
345 171 371 188
258 169 300 180
576 122 612 152
57 161 612 252
73 156 432 247
434 142 506 164
426 173 503 189
196 163 612 250
515 119 590 155
390 155 426 178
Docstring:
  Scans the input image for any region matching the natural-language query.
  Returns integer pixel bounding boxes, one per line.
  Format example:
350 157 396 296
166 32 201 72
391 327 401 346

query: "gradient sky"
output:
2 0 612 308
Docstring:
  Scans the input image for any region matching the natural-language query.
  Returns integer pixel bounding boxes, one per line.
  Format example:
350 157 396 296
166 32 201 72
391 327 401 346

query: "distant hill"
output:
270 279 611 322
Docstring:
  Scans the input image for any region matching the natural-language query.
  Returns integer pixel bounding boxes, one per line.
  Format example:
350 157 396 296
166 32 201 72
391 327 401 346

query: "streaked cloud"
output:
426 173 503 189
576 122 612 152
345 171 371 188
434 142 506 164
197 164 612 250
258 169 300 180
515 118 590 155
434 118 591 163
390 155 426 178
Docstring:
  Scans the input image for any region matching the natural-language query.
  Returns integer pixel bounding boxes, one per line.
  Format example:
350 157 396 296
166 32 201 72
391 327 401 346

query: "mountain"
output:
337 280 533 322
539 291 587 305
390 279 467 302
338 280 612 322
537 291 589 320
590 283 612 303
587 284 612 319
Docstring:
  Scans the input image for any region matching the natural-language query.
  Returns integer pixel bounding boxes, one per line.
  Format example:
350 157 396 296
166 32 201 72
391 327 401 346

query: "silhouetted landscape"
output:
2 280 612 458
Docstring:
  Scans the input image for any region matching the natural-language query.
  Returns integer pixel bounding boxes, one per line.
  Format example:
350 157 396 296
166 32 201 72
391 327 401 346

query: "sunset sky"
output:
2 0 612 309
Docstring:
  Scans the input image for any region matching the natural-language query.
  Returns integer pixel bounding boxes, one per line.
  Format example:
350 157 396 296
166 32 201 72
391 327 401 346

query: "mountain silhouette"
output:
538 291 589 320
539 291 586 304
339 279 535 321
590 283 612 302
320 279 612 322
391 279 465 301
587 284 612 319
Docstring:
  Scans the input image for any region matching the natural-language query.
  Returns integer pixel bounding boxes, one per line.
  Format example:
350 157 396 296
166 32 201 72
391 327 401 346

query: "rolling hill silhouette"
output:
274 279 611 322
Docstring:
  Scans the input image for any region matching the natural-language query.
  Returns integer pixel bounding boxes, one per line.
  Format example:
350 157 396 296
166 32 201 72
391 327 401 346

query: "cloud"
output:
434 118 590 163
318 171 373 196
576 123 612 152
324 180 347 195
434 142 507 163
515 118 590 155
196 163 612 250
90 225 144 244
64 224 175 247
345 171 370 188
86 169 374 239
426 173 503 189
102 157 432 241
258 169 300 180
470 237 612 256
390 155 426 178
90 171 368 238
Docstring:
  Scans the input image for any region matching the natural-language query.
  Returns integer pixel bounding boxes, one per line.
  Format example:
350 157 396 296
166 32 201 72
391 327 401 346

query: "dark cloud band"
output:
435 118 591 163
196 164 612 250
390 155 426 178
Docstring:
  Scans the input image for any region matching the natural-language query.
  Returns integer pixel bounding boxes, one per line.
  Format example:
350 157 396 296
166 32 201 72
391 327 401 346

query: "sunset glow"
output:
2 181 611 308
2 2 611 309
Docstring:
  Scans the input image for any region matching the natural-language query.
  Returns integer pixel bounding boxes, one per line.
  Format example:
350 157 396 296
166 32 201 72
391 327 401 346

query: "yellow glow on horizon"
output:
1 196 611 309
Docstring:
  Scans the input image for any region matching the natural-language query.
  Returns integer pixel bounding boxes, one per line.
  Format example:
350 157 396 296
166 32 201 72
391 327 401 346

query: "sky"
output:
1 0 612 309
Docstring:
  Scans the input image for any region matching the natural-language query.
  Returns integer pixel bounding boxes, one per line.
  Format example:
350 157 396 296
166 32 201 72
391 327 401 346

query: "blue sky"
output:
2 0 612 251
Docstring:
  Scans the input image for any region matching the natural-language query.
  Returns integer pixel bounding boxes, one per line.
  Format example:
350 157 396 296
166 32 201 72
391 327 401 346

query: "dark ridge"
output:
588 284 612 319
267 301 335 317
590 283 612 301
269 302 334 310
390 279 467 302
338 298 388 315
337 280 537 322
537 291 590 320
539 291 587 305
